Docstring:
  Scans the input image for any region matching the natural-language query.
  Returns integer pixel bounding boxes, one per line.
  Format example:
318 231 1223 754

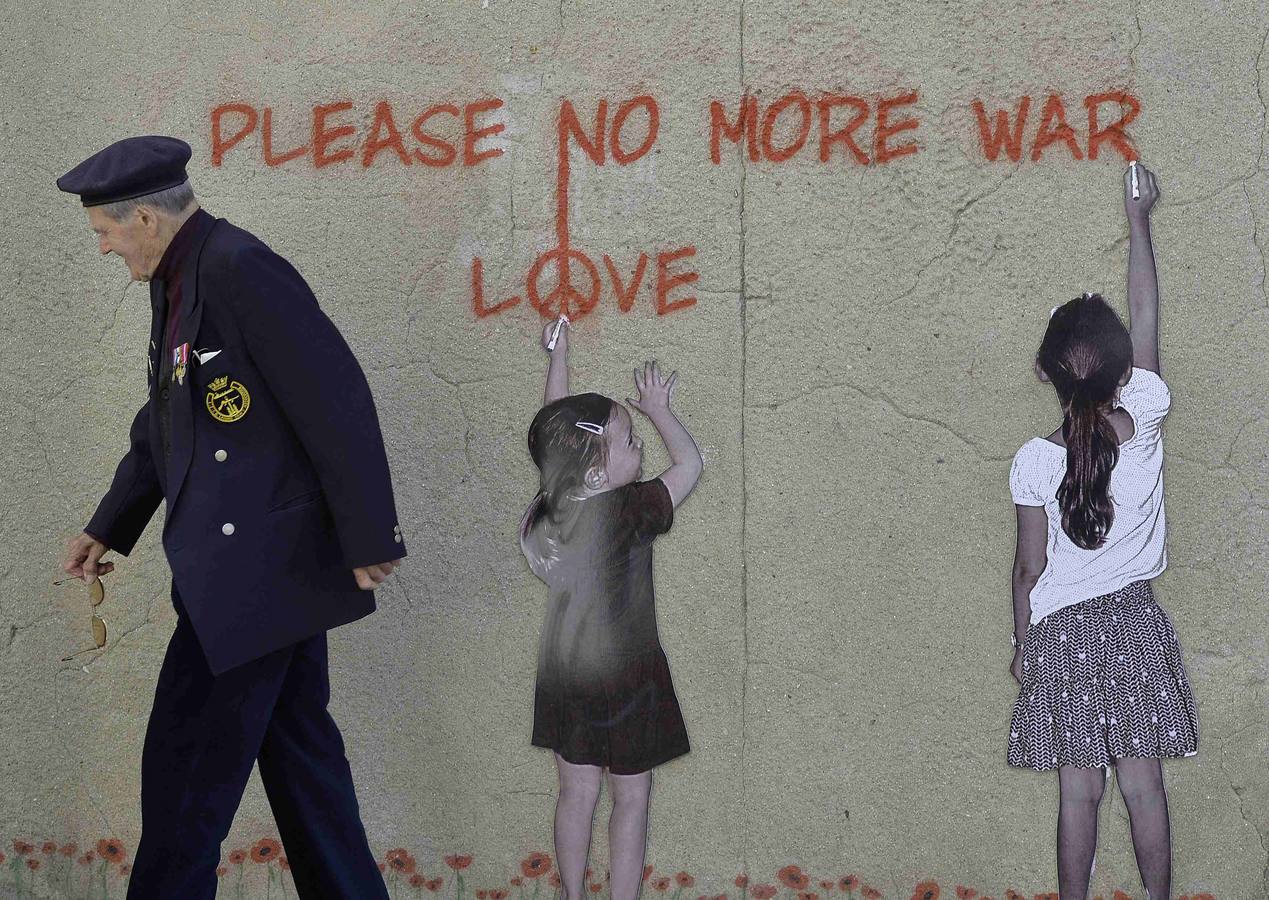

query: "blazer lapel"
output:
164 216 220 514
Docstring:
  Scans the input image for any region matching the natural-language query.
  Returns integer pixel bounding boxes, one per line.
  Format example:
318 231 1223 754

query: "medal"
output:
171 342 189 385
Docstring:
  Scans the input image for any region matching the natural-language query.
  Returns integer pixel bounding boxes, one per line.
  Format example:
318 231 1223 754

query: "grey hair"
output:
98 180 196 221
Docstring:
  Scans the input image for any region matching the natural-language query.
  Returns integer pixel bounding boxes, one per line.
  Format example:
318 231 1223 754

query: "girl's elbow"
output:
1012 567 1042 587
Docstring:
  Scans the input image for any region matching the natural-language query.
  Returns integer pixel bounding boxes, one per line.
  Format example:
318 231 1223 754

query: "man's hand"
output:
352 559 402 590
64 532 114 583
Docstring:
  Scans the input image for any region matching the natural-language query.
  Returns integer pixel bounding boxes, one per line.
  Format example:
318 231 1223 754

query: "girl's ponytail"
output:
1057 382 1120 549
1037 293 1134 550
522 393 615 576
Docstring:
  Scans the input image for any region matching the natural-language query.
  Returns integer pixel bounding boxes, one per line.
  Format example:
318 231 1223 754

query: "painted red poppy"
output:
216 866 228 877
736 875 750 889
643 866 654 882
911 883 939 900
778 866 810 891
410 874 426 888
79 852 95 866
279 857 291 872
97 839 126 865
428 878 445 891
521 852 553 879
840 877 860 892
228 849 247 865
447 855 475 871
251 838 281 864
41 841 57 855
13 841 33 856
955 889 976 900
861 888 883 900
750 886 778 900
386 848 417 874
26 859 40 871
511 878 523 887
60 843 77 858
676 873 695 888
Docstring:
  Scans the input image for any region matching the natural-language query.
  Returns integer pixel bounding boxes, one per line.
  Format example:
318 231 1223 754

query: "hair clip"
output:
574 421 605 435
1081 292 1093 300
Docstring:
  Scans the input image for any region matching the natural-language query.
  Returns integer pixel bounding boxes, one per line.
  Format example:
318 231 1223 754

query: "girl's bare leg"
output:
555 753 603 900
1114 757 1172 900
1057 765 1106 900
607 768 653 900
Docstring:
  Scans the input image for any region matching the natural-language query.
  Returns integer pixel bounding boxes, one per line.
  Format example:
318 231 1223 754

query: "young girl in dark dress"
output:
1007 162 1198 900
520 319 703 900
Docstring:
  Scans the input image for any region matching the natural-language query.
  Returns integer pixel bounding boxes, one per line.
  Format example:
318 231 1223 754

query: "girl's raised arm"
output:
542 316 570 405
1125 162 1162 374
628 361 703 509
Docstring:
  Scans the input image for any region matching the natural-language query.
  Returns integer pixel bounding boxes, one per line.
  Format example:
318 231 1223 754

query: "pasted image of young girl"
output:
999 161 1197 898
519 318 704 900
1006 162 1198 900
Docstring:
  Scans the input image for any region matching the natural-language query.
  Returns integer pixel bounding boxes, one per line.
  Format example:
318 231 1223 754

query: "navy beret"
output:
57 135 192 207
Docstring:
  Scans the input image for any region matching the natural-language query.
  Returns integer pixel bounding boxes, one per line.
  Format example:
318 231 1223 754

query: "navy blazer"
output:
86 213 406 674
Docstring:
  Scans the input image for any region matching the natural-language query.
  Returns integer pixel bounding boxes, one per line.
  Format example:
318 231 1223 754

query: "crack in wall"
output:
751 379 1014 464
1215 747 1269 897
879 167 1019 310
737 0 751 880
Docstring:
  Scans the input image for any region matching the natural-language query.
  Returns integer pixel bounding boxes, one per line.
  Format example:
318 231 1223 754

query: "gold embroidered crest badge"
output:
206 375 251 423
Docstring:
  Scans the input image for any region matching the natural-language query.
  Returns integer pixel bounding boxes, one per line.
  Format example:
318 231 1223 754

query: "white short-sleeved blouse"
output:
1010 367 1171 625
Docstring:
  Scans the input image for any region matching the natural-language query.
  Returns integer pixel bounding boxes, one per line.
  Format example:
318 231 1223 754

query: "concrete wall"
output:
1 1 1265 897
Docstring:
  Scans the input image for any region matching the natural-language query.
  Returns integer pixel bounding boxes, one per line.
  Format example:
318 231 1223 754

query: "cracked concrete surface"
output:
1 1 1266 898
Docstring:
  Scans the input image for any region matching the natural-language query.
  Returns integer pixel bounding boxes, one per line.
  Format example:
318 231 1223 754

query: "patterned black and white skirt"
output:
1008 580 1198 771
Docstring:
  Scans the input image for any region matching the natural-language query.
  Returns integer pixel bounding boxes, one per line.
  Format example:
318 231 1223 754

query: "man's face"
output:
86 205 154 281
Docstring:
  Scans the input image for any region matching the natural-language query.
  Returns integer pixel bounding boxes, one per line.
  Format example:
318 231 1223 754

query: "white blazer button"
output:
394 534 403 543
222 523 235 536
214 449 228 462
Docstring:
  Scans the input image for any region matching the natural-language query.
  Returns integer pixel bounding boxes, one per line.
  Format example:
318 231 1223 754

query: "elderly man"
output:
58 135 402 899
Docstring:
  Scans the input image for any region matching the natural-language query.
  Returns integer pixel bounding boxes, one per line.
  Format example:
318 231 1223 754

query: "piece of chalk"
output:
1130 161 1140 200
546 315 569 351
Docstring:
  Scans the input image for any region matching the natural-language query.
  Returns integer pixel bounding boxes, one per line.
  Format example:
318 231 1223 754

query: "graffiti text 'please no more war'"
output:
208 90 1141 321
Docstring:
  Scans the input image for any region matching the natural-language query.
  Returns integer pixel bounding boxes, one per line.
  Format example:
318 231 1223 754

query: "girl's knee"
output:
1058 766 1107 804
607 770 652 808
556 755 604 802
1114 758 1165 803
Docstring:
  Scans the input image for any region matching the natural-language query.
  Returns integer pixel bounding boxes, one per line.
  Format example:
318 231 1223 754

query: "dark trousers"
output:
127 588 388 900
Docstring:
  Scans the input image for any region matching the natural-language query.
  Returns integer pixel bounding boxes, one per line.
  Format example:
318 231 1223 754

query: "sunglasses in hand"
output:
55 575 108 661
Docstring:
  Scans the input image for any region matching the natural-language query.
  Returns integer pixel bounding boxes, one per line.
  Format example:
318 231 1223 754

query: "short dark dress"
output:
530 478 690 774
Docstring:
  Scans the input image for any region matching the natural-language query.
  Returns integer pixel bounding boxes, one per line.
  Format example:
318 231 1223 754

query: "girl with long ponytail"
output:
1006 163 1198 900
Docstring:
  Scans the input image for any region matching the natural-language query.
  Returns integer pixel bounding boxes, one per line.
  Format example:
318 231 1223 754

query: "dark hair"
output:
1036 294 1133 549
523 392 617 547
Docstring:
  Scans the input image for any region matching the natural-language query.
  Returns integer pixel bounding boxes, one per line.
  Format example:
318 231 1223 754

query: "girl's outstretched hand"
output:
627 361 677 416
1125 161 1160 222
541 316 569 355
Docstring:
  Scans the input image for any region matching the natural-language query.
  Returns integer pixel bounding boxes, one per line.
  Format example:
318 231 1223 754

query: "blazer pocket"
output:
268 489 323 513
